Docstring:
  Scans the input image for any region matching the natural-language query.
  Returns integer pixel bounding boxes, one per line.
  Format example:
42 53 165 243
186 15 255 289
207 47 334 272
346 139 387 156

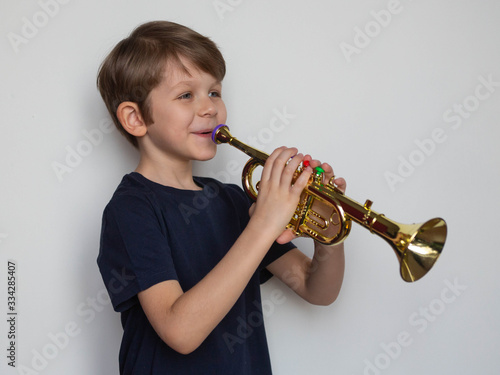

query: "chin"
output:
197 155 216 162
196 149 217 161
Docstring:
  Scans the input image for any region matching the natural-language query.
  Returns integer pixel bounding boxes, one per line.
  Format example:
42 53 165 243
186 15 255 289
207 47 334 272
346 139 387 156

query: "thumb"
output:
276 228 297 244
248 203 256 217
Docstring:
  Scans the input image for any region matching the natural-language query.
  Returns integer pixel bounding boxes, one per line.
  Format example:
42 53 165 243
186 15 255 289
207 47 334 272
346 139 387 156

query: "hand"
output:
274 155 347 244
248 147 312 242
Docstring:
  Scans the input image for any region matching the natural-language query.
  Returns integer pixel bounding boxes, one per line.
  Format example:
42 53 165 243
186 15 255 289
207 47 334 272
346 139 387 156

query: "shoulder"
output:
103 173 160 220
111 172 156 198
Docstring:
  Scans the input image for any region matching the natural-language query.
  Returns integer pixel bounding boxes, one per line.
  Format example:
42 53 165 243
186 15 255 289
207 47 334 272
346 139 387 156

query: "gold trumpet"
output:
212 124 447 282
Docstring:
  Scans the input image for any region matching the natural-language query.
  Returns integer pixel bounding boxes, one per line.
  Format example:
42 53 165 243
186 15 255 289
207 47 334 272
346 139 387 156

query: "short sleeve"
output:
97 193 178 312
259 240 296 283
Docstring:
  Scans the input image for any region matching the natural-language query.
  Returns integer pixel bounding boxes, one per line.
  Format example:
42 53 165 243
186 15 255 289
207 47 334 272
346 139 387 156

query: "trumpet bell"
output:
395 218 447 282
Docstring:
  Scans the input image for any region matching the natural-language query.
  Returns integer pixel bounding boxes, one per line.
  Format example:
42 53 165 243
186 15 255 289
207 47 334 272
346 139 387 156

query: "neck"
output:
135 154 201 190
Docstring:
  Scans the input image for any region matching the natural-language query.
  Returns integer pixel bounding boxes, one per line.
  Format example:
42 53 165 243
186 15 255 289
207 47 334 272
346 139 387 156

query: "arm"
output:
138 224 278 354
267 161 347 306
266 243 345 306
138 147 313 354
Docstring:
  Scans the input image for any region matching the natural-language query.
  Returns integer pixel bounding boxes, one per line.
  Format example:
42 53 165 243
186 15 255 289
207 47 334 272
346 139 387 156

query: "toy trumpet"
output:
212 125 447 282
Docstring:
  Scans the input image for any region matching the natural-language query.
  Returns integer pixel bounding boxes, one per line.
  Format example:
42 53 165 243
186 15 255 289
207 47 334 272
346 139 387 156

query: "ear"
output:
116 101 148 138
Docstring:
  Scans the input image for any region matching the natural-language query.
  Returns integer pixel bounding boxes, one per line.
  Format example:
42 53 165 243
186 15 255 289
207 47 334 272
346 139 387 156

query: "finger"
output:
333 177 347 193
261 146 286 182
268 148 299 185
320 162 335 184
291 163 313 194
306 157 322 169
280 152 304 186
303 158 334 182
276 228 297 244
248 203 256 217
320 162 334 177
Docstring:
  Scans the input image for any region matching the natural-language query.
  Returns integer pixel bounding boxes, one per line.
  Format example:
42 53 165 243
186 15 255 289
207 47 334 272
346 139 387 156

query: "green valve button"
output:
315 166 324 174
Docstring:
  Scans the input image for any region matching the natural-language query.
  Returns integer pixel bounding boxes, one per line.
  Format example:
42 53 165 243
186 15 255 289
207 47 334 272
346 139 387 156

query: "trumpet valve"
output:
310 166 324 184
364 200 373 210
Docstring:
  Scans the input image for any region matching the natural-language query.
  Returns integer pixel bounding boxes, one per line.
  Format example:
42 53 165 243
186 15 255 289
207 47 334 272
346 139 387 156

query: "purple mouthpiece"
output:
212 124 228 143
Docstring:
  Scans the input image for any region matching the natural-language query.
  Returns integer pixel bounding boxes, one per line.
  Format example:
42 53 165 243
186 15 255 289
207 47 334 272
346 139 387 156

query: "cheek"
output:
218 102 228 123
162 106 189 123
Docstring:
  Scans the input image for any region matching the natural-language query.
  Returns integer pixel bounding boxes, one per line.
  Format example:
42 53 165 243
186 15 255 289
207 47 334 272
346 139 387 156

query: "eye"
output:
209 90 221 98
178 92 192 100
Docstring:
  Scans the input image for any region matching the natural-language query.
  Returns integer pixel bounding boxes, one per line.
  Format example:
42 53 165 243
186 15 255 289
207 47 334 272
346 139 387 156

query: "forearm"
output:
269 241 345 306
154 220 277 353
303 242 345 305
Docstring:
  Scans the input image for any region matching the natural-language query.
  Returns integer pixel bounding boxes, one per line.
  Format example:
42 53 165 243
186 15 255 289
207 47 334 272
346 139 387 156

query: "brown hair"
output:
97 21 226 148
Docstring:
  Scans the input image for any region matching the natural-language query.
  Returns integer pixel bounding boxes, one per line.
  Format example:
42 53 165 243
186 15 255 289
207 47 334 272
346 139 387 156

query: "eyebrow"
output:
170 78 221 88
171 77 222 88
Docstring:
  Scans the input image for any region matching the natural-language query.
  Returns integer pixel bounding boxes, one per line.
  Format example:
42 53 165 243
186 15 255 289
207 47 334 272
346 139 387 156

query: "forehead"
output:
160 56 216 87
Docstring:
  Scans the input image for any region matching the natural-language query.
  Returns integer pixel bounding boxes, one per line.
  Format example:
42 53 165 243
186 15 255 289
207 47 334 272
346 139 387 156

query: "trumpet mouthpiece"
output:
212 124 230 144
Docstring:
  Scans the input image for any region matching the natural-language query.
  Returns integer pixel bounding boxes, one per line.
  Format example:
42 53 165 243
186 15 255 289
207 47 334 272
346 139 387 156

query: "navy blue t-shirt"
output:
97 172 295 374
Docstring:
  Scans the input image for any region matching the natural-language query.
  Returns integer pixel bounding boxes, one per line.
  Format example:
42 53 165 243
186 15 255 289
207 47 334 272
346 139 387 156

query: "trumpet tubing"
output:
212 124 447 282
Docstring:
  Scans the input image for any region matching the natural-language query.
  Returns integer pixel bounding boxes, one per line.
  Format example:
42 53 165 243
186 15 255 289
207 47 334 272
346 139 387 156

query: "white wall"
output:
1 0 499 374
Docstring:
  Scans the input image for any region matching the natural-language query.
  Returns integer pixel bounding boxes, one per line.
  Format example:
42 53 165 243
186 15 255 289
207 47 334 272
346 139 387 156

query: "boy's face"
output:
143 58 227 163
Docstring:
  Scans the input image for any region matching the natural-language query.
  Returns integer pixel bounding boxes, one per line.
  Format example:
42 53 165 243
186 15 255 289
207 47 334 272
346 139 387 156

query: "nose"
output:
198 96 217 117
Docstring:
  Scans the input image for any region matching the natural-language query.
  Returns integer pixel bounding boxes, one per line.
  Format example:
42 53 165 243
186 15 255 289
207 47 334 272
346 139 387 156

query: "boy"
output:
97 21 345 374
